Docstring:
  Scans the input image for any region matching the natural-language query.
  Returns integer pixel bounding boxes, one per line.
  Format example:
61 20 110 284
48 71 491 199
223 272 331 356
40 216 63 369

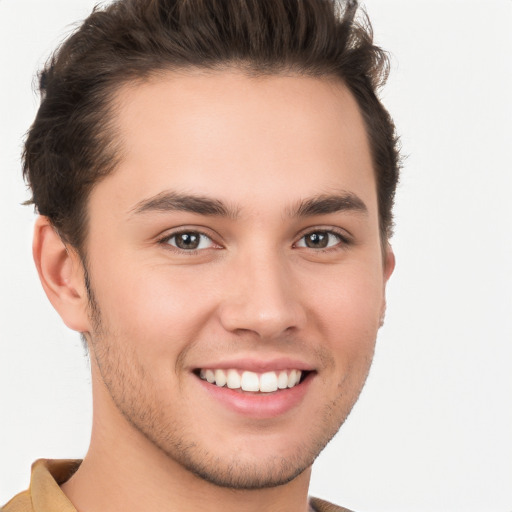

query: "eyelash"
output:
157 228 351 255
157 229 218 255
293 229 351 252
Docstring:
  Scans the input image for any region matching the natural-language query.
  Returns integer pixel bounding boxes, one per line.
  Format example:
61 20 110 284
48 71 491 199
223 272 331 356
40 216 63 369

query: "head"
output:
28 0 399 493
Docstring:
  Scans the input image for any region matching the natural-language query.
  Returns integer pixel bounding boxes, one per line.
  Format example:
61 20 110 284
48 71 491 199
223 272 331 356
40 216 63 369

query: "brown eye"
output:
296 231 343 250
304 232 328 248
166 232 213 251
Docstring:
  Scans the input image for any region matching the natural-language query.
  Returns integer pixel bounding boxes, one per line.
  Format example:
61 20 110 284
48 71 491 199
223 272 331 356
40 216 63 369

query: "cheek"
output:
311 269 382 405
89 257 218 357
306 263 384 352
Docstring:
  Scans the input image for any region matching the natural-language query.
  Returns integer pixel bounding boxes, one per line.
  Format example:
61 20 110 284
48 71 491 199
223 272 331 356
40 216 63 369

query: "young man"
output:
3 0 399 511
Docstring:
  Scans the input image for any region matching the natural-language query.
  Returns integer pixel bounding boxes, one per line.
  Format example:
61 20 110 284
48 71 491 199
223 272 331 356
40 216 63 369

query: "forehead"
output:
93 70 376 219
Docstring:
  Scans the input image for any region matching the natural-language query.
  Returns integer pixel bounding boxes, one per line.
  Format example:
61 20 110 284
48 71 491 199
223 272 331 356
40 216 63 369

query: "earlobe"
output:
379 244 396 327
384 244 396 282
33 216 91 333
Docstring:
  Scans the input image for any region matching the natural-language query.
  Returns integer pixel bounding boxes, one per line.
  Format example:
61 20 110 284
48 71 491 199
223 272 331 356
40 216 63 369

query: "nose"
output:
218 251 306 340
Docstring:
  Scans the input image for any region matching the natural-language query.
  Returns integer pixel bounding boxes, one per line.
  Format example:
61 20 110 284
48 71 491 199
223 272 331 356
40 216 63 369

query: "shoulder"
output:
2 490 33 512
310 496 355 512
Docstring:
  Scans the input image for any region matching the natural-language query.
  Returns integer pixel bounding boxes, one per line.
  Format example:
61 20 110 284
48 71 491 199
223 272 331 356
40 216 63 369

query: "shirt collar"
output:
30 459 80 512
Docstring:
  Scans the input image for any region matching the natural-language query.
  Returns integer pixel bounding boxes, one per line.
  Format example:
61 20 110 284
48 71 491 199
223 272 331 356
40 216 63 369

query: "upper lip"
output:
193 357 315 373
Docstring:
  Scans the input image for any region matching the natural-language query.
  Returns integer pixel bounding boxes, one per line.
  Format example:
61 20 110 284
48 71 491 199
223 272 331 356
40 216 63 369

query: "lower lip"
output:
196 373 314 419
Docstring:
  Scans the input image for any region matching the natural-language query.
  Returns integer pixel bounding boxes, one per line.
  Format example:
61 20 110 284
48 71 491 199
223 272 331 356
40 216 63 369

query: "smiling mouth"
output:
196 368 309 393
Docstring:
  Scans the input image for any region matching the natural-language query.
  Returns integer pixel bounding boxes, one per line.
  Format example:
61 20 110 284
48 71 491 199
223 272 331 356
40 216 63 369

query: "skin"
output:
34 71 394 512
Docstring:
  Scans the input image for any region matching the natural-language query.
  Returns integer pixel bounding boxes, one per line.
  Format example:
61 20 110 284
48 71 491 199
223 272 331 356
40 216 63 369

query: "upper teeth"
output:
199 369 303 393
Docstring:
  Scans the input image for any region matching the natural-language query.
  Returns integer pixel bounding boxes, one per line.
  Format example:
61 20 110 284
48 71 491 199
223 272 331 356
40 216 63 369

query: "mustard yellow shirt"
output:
2 460 80 512
2 459 352 512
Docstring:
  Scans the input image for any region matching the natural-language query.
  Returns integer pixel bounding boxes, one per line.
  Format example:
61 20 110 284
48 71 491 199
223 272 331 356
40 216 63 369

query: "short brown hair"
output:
23 0 400 254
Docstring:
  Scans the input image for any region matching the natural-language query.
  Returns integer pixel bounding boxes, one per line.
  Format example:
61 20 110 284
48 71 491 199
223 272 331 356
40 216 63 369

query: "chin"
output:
136 399 348 491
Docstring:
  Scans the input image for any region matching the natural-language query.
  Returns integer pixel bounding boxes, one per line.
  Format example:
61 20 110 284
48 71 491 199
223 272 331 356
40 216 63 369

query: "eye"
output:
164 231 215 251
295 230 345 250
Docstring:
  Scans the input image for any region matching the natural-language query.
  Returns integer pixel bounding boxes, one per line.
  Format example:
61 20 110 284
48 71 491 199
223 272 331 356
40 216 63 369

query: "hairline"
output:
64 65 390 260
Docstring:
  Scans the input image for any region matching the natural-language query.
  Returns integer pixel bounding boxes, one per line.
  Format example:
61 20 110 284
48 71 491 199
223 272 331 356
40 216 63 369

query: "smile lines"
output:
199 369 303 393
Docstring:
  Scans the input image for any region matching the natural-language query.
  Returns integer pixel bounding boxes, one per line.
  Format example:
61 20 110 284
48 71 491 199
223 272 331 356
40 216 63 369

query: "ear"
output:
383 244 395 282
32 216 91 333
379 244 396 327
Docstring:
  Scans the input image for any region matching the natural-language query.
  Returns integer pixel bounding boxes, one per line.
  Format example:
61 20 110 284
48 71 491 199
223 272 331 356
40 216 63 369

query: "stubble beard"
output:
82 267 370 490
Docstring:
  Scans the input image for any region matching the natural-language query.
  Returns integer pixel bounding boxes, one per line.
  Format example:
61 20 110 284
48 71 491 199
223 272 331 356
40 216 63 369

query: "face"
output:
81 71 393 489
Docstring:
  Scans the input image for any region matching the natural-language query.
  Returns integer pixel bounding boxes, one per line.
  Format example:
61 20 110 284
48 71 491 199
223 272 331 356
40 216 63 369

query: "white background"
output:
1 1 511 511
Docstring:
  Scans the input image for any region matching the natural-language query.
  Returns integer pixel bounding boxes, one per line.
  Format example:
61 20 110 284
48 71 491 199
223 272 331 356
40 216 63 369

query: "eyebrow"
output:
130 191 239 219
289 192 368 218
130 190 367 219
